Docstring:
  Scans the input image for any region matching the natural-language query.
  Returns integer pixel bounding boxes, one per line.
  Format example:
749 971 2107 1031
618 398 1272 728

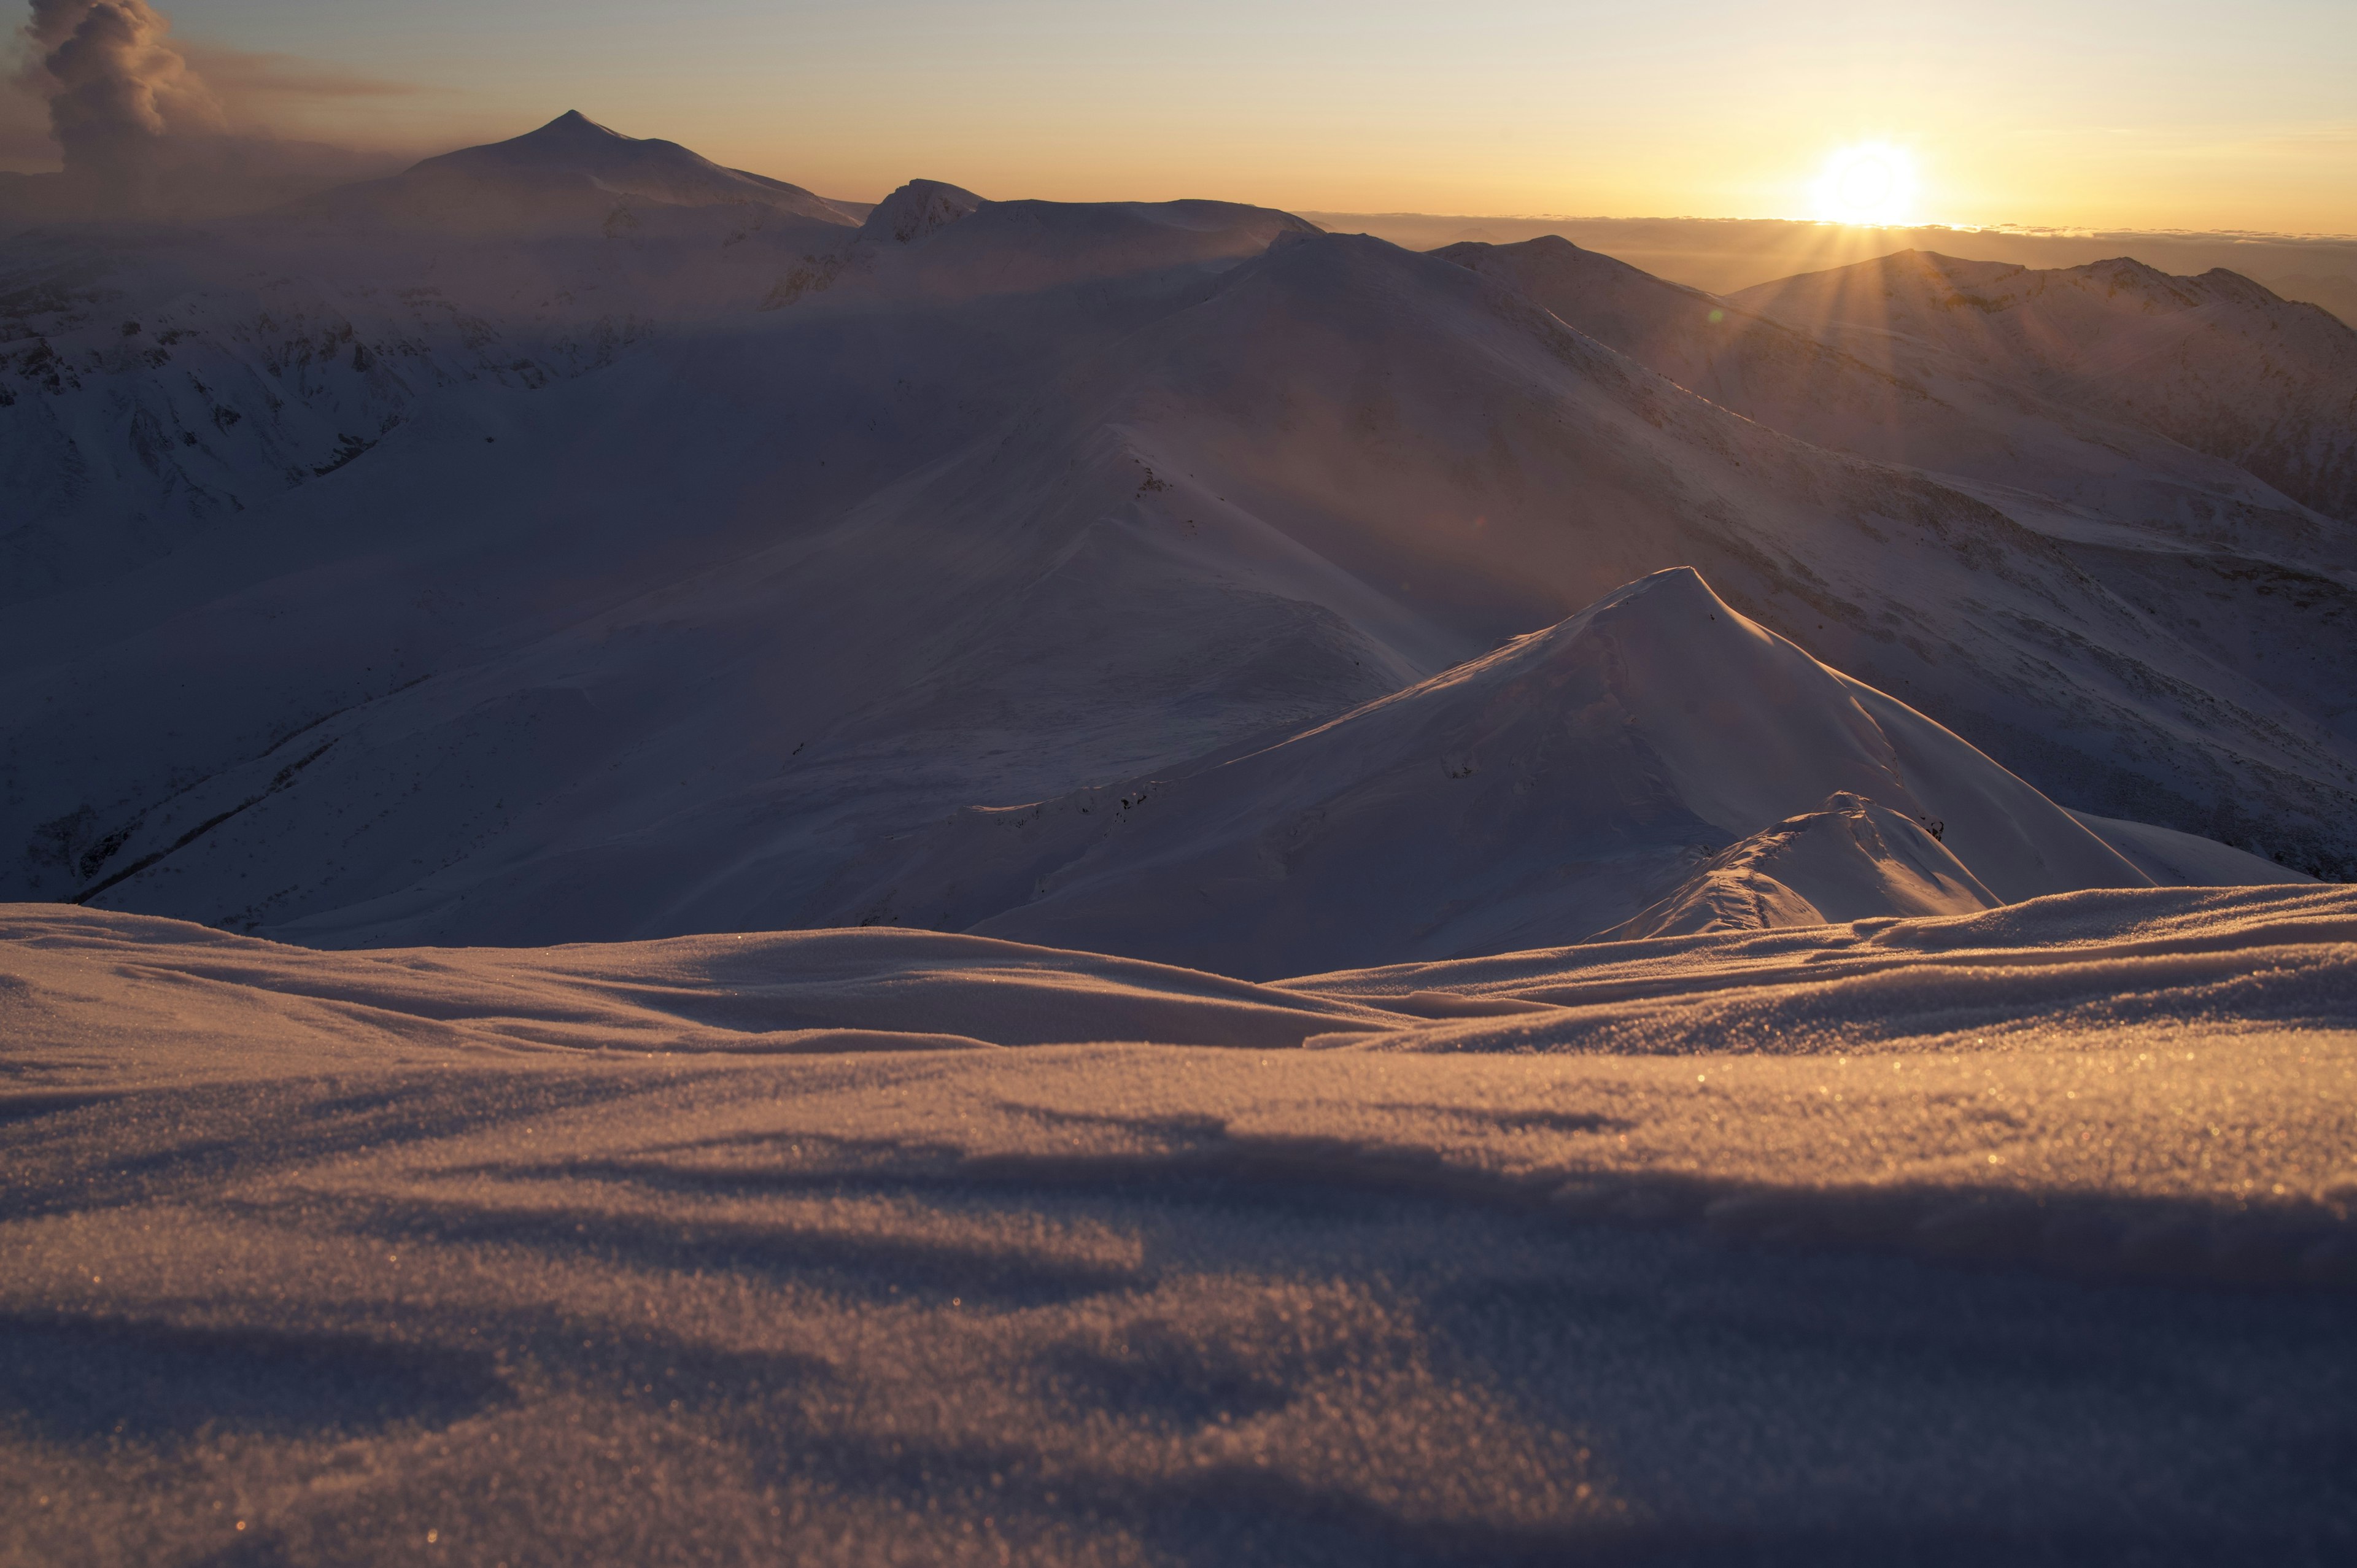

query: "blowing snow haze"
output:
3 14 2356 1563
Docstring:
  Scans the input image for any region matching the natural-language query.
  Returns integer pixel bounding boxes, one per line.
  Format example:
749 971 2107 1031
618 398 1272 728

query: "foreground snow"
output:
5 888 2353 1562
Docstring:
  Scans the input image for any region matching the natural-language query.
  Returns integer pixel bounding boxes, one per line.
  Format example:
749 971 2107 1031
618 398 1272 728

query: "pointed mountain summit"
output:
829 568 2148 977
858 179 986 244
411 110 856 220
288 111 857 233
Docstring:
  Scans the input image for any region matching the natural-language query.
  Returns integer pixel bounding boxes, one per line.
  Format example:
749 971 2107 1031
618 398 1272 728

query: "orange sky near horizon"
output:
6 0 2354 235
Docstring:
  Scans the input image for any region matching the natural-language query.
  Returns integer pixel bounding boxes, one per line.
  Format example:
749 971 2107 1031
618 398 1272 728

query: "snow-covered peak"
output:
1607 790 2000 938
858 179 986 244
289 112 858 231
1438 234 2329 551
420 112 853 219
831 568 2144 975
516 109 622 145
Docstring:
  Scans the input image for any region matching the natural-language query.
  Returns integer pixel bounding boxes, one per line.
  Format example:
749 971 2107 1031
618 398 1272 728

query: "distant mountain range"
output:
2 113 2343 965
1309 211 2357 330
1729 249 2357 527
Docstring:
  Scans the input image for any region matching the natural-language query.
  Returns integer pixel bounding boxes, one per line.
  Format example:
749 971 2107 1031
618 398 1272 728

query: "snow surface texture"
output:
4 887 2355 1563
5 114 2350 959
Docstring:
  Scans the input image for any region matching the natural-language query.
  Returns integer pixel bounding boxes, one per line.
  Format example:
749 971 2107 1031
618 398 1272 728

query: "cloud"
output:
7 2 424 218
177 44 422 108
22 0 219 201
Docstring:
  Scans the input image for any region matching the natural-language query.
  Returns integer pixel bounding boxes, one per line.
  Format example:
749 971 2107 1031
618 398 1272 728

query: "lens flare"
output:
1811 144 1918 225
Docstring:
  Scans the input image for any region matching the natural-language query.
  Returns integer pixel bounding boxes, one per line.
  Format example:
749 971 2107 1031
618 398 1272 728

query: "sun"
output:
1811 143 1918 225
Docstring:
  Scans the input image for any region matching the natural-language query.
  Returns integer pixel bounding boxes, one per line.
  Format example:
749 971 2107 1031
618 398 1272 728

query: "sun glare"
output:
1811 143 1918 225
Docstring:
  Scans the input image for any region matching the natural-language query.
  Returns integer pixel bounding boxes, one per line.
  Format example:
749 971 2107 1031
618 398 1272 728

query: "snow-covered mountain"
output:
1434 235 2357 819
1 114 865 603
825 569 2155 977
1 119 2343 964
1728 249 2357 527
1434 236 2343 560
299 110 861 230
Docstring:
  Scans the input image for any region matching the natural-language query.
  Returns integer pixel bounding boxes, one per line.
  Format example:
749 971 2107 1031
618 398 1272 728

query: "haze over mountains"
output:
2 111 2347 969
1730 249 2357 529
1322 212 2357 332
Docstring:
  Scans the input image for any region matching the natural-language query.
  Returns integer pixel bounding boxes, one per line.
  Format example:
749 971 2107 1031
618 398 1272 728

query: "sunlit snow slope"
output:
833 569 2152 976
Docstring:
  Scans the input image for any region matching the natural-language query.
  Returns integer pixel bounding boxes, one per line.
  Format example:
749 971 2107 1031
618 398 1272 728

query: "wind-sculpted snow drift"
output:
4 886 2355 1561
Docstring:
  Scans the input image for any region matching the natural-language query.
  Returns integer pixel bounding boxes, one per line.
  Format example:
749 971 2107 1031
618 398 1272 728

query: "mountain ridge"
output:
1730 248 2357 525
4 115 2347 966
819 567 2151 976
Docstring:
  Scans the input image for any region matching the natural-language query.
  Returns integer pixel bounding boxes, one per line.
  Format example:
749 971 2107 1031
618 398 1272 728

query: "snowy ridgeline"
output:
2 110 2351 968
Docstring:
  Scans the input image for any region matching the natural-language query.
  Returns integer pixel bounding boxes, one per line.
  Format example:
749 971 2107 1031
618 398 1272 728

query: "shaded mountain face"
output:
0 124 1313 607
0 121 2344 960
0 115 873 604
1729 249 2357 527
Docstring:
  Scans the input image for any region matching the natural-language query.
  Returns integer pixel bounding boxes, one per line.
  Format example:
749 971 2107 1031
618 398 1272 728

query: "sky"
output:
7 0 2355 233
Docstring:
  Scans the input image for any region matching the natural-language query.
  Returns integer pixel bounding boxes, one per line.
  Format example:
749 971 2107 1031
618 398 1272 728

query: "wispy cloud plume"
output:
23 0 219 203
179 44 422 107
9 1 420 217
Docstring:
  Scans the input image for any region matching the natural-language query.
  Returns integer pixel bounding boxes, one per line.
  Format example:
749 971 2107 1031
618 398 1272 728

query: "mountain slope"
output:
1436 235 2357 775
0 193 1368 946
1434 236 2339 562
1730 250 2357 527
